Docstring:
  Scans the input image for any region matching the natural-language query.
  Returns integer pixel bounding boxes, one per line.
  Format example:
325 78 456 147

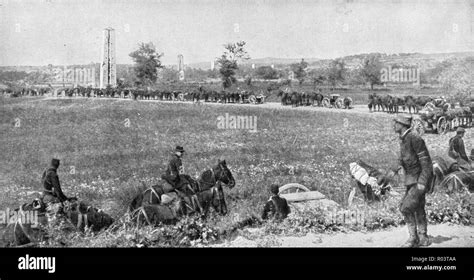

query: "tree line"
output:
1 42 472 99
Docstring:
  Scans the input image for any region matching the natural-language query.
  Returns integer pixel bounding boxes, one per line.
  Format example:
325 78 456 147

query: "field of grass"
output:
0 95 470 247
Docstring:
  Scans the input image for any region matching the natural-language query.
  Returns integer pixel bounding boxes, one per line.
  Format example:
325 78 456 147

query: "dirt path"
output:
214 224 474 247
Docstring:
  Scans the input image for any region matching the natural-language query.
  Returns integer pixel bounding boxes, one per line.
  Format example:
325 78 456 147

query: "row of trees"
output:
127 41 251 90
1 41 471 99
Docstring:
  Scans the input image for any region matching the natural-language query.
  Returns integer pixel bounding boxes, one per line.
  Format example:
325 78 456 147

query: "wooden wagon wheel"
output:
437 116 449 135
249 95 257 104
423 102 435 111
335 98 344 109
411 118 425 136
322 97 330 108
278 183 311 195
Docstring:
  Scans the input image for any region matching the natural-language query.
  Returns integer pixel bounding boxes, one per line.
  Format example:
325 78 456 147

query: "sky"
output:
0 0 473 66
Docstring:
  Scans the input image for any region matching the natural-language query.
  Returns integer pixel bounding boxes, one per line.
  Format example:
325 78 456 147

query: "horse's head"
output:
216 159 235 189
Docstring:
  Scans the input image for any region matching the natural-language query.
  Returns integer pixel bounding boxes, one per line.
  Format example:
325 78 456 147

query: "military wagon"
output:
322 94 343 108
412 106 473 135
241 91 266 104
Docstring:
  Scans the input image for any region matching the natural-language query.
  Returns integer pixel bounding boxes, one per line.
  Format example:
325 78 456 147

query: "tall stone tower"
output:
100 27 117 88
177 54 185 81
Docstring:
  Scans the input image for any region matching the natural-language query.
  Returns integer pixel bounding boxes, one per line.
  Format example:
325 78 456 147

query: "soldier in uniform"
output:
261 184 291 221
448 127 471 171
160 146 186 193
42 158 69 204
392 115 433 247
41 158 73 223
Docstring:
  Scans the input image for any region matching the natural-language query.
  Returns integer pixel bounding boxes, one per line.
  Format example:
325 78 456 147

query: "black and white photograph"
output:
0 0 473 275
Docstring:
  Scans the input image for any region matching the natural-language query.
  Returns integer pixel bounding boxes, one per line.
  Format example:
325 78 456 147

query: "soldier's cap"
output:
175 146 185 153
270 184 280 195
393 115 412 127
51 158 60 167
456 127 466 134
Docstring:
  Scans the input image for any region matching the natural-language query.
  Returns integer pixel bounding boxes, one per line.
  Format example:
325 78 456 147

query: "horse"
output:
388 96 404 114
0 199 48 247
290 91 301 107
62 200 115 232
381 95 392 113
404 95 417 114
277 90 290 106
368 93 384 112
314 92 324 107
1 198 114 247
129 159 236 216
343 97 353 109
131 185 228 226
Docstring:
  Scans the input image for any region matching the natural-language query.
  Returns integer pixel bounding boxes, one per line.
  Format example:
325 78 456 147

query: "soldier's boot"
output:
417 222 431 247
401 224 419 248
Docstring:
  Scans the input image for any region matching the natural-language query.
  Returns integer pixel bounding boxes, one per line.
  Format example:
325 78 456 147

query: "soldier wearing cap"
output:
261 184 291 221
448 127 471 171
393 115 433 247
161 146 186 192
42 158 70 204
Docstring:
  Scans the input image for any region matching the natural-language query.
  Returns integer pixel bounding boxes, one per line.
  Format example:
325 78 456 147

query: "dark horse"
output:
1 198 114 247
131 184 231 226
129 159 235 217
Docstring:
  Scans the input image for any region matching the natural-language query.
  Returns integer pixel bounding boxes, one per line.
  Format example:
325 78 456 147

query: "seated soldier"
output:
160 146 193 196
42 158 70 204
41 158 74 223
261 184 291 221
449 128 471 171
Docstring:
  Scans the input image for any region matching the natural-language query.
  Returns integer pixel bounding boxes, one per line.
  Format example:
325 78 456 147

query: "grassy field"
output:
0 95 470 246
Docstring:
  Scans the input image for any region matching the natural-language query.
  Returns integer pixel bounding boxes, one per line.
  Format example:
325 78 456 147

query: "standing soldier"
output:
448 127 471 171
261 184 291 221
392 115 433 247
161 146 186 193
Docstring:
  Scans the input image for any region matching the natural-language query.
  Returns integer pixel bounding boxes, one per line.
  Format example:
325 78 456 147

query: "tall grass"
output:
0 96 469 246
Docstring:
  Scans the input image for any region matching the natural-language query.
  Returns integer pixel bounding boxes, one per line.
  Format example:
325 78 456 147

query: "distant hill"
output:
186 52 474 70
1 51 473 73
